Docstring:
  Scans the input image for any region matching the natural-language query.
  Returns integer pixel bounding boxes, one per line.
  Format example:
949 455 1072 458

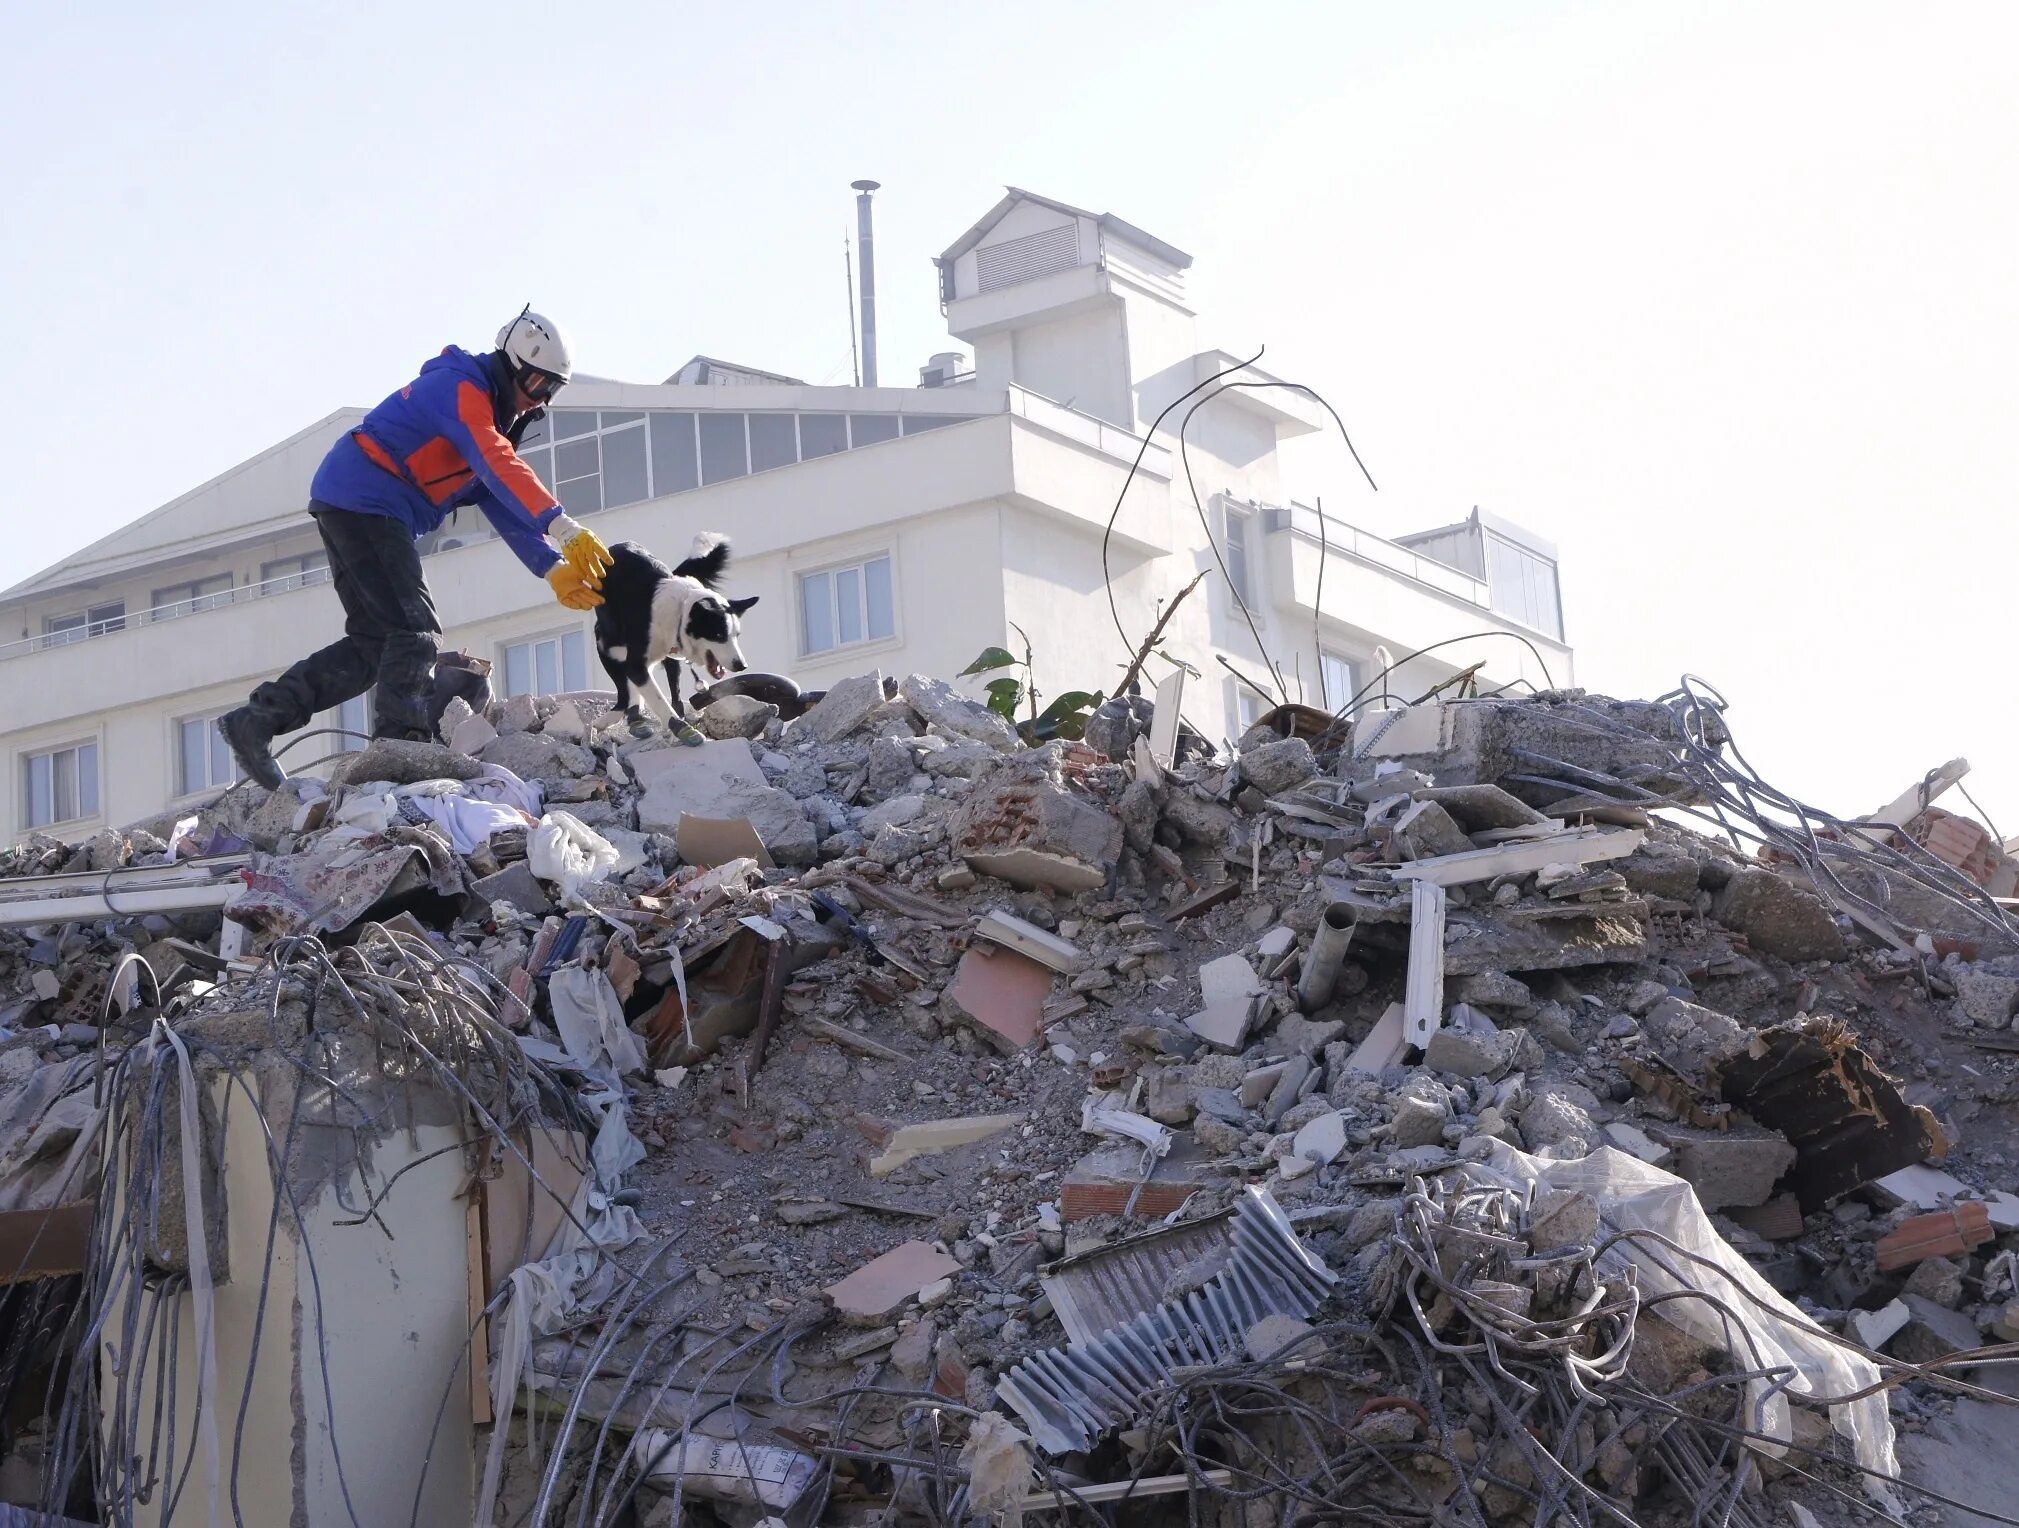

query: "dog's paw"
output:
625 711 656 740
673 721 706 748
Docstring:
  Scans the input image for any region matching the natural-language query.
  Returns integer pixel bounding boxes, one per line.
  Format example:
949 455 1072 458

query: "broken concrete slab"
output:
1952 968 2019 1028
947 943 1055 1051
477 730 597 784
1342 1003 1407 1074
1423 1017 1519 1080
337 737 484 787
1643 1122 1796 1210
1291 1110 1347 1166
1710 867 1846 962
900 673 1020 749
1448 970 1533 1011
1418 784 1552 833
1602 1121 1674 1167
697 693 777 741
1186 954 1263 1052
1846 1299 1912 1352
1390 827 1644 889
796 671 886 742
1392 800 1473 861
952 781 1122 893
824 1241 963 1322
1892 1294 1984 1366
870 1114 1025 1177
1644 996 1748 1067
1238 737 1316 796
471 861 550 917
1439 904 1650 975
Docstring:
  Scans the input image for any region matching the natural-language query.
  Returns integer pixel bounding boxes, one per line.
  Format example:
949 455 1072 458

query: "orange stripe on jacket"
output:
404 436 474 504
455 381 559 521
352 431 404 479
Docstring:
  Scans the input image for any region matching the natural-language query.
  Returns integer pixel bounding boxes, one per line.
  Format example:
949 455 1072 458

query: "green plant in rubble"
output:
960 625 1103 743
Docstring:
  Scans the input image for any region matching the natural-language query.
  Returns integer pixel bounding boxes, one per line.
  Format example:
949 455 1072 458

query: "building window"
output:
176 715 241 795
152 574 235 622
23 741 99 827
518 410 653 514
502 629 587 698
800 554 894 655
698 413 749 485
261 551 330 594
1234 687 1267 734
1319 652 1359 712
511 407 934 509
748 414 798 473
1223 505 1254 605
799 414 848 460
649 413 700 494
42 602 125 648
1484 533 1563 640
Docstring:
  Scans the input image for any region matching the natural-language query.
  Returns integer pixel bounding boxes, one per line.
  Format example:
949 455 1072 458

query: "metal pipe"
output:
0 882 240 928
1297 903 1357 1011
851 179 880 387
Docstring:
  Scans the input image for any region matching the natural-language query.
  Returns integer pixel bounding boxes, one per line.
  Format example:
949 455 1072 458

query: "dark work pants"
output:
247 505 442 740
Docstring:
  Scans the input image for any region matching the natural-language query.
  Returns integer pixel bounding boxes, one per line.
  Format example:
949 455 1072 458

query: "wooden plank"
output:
801 1017 911 1064
1389 827 1644 889
1404 881 1446 1050
1011 1467 1235 1512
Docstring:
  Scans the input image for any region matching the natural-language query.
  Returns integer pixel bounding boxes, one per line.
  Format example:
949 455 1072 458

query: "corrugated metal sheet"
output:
999 1188 1336 1455
1041 1212 1235 1345
976 224 1080 294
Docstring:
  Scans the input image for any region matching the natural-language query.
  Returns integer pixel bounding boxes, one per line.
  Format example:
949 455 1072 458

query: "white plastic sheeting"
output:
528 811 621 902
1471 1143 1898 1497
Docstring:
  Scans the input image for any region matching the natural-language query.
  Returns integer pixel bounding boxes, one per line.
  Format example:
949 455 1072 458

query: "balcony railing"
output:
1264 503 1494 608
0 566 333 663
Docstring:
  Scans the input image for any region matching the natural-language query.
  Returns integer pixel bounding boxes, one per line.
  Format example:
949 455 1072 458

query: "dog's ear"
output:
728 596 760 616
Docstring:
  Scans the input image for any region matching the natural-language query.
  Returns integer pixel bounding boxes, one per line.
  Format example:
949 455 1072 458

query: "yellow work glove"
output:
547 563 603 611
546 512 613 586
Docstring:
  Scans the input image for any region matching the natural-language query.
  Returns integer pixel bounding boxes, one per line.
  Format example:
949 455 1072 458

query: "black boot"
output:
218 707 287 791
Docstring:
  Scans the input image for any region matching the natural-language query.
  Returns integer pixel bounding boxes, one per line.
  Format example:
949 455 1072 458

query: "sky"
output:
6 1 2016 833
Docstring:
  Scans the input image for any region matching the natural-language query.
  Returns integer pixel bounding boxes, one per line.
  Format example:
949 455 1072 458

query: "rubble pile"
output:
1 673 2018 1524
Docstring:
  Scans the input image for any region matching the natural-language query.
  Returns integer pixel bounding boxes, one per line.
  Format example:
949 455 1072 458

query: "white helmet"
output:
496 308 573 399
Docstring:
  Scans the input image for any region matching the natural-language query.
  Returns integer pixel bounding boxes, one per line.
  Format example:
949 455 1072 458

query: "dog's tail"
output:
677 533 732 587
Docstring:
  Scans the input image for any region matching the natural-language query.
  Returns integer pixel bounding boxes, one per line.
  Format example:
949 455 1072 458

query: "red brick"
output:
1875 1203 1993 1272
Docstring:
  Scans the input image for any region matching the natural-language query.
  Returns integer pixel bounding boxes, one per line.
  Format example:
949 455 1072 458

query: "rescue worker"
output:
219 310 612 789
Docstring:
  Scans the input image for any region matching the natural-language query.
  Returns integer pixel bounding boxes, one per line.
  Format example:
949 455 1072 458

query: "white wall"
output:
112 1078 475 1528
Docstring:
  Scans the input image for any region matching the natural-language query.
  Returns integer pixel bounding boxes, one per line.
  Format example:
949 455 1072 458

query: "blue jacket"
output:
311 346 563 576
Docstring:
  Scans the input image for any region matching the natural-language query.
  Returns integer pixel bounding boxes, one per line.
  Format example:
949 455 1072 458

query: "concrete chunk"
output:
1710 868 1846 962
1239 737 1316 796
1645 1122 1795 1210
953 781 1122 893
796 671 886 742
900 674 1020 749
825 1241 962 1322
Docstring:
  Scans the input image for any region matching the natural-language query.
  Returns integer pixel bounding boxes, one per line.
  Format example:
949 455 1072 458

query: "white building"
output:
0 187 1571 845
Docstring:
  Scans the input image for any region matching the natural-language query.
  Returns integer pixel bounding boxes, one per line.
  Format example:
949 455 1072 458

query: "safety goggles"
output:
520 367 566 405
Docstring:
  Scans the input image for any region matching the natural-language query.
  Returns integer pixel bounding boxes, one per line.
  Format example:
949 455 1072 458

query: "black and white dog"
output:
592 535 758 741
